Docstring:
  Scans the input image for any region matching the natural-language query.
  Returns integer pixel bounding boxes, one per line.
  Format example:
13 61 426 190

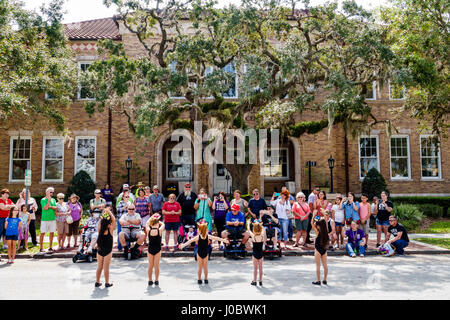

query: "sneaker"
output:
95 282 102 287
339 244 344 249
376 243 381 248
148 281 153 286
154 281 159 286
351 254 356 258
259 281 263 286
251 281 257 286
360 254 365 257
204 280 208 284
105 283 113 288
198 280 203 284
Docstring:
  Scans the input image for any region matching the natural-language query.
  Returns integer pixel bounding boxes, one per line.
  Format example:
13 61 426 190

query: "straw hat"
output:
69 194 80 201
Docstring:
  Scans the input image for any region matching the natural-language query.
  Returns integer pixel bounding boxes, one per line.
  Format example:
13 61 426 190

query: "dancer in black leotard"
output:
95 209 116 288
247 220 266 286
179 220 229 284
311 217 329 286
145 214 165 286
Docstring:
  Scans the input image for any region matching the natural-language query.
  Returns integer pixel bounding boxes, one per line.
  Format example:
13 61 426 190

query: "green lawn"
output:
0 242 55 255
414 238 450 250
419 221 450 234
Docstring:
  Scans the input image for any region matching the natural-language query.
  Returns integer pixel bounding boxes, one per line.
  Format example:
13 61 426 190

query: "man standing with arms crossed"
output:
40 187 58 253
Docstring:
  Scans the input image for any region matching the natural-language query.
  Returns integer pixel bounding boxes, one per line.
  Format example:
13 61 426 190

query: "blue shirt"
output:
342 201 360 221
149 193 165 212
6 217 20 236
225 211 245 231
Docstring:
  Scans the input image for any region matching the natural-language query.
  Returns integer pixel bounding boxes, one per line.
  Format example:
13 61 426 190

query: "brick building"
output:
1 17 448 198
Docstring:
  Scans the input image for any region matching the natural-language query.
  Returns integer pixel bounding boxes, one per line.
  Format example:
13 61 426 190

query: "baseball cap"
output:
94 189 101 194
231 204 240 211
123 184 129 188
184 183 191 187
153 185 159 190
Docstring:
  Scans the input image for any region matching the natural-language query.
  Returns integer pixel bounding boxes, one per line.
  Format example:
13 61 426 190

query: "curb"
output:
2 249 449 260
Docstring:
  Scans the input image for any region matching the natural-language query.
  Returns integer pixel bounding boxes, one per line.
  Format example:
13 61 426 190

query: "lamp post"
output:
125 156 133 185
328 155 335 193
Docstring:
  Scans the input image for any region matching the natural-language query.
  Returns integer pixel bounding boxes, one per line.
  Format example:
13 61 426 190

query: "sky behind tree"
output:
22 0 390 23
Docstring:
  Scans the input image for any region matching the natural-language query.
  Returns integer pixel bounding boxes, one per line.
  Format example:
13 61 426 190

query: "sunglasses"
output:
128 208 135 211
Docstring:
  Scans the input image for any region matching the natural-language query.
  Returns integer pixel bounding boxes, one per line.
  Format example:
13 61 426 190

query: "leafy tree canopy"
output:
0 0 77 132
84 0 396 140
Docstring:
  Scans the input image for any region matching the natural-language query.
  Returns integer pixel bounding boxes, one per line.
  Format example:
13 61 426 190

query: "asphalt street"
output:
1 255 449 300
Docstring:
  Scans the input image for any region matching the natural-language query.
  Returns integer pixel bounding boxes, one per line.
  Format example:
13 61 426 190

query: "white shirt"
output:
270 198 291 220
332 204 345 223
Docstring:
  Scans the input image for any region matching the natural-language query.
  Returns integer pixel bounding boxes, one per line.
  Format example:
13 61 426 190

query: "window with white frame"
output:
389 81 406 100
365 81 377 100
166 149 192 180
205 63 238 98
263 148 288 179
78 62 94 100
390 136 410 179
75 137 96 181
42 138 64 181
168 61 185 98
10 137 31 181
420 135 441 179
359 136 379 178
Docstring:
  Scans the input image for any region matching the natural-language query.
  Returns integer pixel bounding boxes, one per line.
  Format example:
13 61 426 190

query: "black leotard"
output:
315 238 327 256
252 236 264 259
97 229 113 257
148 226 162 255
197 234 209 259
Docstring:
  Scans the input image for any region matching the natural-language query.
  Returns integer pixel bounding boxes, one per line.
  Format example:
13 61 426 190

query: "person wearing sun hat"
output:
134 182 145 198
67 193 82 248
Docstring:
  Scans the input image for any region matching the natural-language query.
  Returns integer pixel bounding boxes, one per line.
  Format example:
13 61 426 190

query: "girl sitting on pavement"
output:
247 219 266 286
179 220 229 285
5 207 22 264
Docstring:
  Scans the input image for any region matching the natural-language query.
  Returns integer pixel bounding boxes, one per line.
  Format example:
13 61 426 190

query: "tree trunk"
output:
224 164 254 195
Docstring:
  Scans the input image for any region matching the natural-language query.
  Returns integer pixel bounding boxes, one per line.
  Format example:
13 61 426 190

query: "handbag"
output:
66 214 73 224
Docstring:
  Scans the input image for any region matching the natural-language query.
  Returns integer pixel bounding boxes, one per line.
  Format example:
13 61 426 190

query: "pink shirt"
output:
292 202 310 220
359 202 370 221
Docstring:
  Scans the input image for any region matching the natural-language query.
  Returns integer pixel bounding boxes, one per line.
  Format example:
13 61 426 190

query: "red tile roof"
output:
64 17 121 40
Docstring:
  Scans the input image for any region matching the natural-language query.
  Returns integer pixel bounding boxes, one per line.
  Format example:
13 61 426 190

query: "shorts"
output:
121 228 144 241
84 231 98 243
295 219 309 231
56 221 69 234
68 219 80 236
40 220 56 233
6 234 19 241
335 221 345 227
376 219 390 227
359 220 370 234
165 222 180 231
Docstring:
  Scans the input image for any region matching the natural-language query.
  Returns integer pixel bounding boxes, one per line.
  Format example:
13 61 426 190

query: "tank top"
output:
315 200 329 217
252 235 264 259
148 225 162 255
197 234 209 259
97 228 113 257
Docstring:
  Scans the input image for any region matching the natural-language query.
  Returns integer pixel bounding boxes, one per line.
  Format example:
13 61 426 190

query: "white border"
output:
9 136 32 182
166 148 193 181
388 80 406 100
389 135 411 180
74 136 97 182
263 147 289 180
419 134 442 180
77 61 95 101
42 137 64 183
358 135 380 180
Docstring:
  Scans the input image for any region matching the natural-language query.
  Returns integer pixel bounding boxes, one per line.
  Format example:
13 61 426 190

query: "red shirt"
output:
0 198 13 218
162 201 181 223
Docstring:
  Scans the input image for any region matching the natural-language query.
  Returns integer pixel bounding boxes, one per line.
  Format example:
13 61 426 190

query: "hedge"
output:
391 196 450 216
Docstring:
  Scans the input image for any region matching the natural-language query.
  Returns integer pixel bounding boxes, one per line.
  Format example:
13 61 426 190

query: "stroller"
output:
178 224 196 251
223 227 246 259
122 225 144 260
263 220 282 260
72 224 97 263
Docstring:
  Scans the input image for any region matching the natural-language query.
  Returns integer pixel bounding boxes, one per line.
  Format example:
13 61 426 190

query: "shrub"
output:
417 204 444 218
392 204 424 230
391 196 449 217
361 168 389 200
66 170 96 205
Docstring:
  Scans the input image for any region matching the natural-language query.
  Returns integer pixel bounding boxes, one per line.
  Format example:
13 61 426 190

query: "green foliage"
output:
391 196 450 216
417 204 444 218
392 204 424 230
381 0 449 135
0 0 77 132
361 168 389 200
66 170 97 205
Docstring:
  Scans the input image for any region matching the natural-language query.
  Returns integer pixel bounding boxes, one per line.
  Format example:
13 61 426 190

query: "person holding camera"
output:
212 191 230 248
194 188 213 232
342 192 360 227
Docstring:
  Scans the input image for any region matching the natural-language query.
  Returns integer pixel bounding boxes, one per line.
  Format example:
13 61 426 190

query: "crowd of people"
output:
0 182 410 287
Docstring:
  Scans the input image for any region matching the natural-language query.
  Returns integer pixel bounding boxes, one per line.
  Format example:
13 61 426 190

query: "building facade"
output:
0 17 448 198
